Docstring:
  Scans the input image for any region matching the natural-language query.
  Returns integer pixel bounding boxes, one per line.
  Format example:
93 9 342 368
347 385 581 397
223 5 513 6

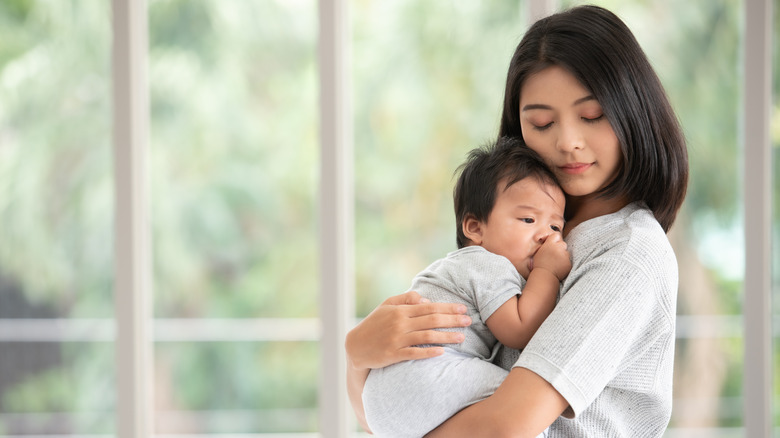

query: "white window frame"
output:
742 0 773 436
318 0 355 436
113 0 152 437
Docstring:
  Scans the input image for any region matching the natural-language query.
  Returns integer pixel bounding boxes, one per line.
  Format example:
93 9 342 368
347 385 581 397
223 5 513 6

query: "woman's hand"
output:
345 291 472 432
346 291 472 370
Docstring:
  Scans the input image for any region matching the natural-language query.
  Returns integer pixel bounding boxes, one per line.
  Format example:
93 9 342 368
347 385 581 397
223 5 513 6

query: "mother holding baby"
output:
346 5 689 437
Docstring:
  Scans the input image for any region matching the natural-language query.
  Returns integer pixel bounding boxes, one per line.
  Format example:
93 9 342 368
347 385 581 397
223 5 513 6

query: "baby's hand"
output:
532 233 571 282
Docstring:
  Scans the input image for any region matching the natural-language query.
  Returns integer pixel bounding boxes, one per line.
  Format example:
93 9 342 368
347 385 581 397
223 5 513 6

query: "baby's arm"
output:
486 234 571 349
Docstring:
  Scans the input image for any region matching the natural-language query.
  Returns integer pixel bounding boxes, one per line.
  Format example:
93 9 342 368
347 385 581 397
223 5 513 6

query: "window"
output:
148 0 319 434
0 0 774 436
0 1 114 435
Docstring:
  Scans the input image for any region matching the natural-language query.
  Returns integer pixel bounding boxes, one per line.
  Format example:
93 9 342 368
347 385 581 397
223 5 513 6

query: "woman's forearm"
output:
347 357 372 433
425 367 569 438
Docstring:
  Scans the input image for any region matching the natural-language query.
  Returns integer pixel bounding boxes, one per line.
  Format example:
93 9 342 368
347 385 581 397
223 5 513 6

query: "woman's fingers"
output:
387 295 471 340
405 301 468 318
407 312 472 332
383 290 424 305
398 346 446 361
406 328 466 346
385 291 469 317
346 290 472 369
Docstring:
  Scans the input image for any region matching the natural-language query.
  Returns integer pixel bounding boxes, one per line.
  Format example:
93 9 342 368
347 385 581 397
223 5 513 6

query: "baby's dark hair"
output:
454 136 561 248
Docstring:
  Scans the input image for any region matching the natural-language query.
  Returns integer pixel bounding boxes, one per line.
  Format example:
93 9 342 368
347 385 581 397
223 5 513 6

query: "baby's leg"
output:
362 348 508 438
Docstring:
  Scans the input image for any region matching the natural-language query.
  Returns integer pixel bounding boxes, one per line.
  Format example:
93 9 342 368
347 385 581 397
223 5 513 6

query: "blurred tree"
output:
353 0 527 314
0 0 774 434
0 0 114 434
148 0 320 433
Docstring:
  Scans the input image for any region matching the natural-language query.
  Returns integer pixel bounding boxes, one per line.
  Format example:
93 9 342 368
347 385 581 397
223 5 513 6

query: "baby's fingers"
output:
543 233 567 248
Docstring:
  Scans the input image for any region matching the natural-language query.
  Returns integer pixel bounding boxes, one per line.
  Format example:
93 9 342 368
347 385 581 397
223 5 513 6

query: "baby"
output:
362 136 571 437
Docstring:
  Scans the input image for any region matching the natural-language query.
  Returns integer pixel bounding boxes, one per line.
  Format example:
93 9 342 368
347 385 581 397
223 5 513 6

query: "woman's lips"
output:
559 162 592 175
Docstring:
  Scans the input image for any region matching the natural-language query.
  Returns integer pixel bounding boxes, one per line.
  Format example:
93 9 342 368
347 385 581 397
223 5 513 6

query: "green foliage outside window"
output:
0 0 779 435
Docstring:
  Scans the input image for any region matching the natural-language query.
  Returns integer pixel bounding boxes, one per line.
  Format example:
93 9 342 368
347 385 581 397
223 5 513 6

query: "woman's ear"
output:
462 214 484 245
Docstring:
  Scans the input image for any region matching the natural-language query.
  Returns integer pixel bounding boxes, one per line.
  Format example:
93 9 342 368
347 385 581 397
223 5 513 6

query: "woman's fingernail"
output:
460 316 472 325
420 298 431 303
457 305 467 313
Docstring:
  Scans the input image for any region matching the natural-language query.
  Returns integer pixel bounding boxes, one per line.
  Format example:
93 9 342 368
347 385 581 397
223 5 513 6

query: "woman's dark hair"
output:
454 136 560 249
499 5 688 232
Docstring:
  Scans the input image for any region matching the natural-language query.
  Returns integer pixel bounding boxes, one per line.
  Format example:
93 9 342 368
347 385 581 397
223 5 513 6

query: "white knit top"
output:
512 202 678 437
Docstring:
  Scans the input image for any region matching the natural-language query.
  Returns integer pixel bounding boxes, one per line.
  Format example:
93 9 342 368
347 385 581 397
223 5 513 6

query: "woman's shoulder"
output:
563 203 678 320
568 202 667 250
567 202 676 275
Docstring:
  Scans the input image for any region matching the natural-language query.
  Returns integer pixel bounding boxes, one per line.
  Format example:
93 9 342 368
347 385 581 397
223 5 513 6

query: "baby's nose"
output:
536 229 552 243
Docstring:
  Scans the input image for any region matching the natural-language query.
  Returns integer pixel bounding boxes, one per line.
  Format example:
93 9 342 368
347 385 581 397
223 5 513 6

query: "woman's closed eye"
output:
532 122 553 131
582 114 604 123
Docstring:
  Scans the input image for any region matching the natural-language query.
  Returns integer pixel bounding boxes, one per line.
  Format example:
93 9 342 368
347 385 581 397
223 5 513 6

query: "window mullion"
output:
319 0 355 436
112 0 152 436
742 0 772 435
526 0 558 24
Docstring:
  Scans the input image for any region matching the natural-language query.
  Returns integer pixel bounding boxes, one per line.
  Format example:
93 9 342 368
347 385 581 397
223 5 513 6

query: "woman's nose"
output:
556 123 585 152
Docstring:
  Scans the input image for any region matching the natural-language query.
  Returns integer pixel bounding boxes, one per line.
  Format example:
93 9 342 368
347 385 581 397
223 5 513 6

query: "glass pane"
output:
154 341 317 434
149 0 318 319
0 342 114 434
0 0 114 435
149 0 318 434
353 0 530 314
564 0 745 433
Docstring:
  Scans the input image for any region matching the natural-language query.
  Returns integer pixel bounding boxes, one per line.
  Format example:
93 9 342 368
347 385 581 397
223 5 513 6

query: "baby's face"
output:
479 177 565 278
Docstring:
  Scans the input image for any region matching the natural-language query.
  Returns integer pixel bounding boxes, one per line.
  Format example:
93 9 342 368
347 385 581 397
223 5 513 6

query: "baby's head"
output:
454 137 565 277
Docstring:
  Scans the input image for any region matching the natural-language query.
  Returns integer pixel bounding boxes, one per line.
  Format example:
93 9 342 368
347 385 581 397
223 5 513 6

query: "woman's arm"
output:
345 291 472 432
426 367 570 438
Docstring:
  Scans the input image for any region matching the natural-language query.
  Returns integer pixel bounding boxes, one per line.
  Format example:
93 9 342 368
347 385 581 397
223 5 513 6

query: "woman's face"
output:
518 65 622 198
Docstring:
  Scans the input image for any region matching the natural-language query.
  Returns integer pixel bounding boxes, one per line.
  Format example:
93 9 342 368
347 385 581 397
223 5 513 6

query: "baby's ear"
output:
462 214 484 245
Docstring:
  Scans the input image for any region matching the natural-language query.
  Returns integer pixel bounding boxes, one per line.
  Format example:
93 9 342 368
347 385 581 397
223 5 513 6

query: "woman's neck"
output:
563 193 630 238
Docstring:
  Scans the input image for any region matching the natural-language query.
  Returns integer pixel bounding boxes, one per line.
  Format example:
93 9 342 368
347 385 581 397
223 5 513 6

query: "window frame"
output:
106 0 775 436
742 0 773 436
113 0 152 436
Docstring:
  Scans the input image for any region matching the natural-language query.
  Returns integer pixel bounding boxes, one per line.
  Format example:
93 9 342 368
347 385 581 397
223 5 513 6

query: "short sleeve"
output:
456 249 526 323
513 256 672 416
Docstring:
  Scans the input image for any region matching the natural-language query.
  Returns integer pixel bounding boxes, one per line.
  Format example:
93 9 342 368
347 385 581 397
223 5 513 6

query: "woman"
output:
346 5 688 437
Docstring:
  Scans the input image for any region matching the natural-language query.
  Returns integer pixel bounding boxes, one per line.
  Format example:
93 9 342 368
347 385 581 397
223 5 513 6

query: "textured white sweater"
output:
510 202 678 437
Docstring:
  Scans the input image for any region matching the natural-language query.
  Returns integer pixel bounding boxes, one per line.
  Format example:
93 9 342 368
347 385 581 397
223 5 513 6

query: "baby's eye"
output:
550 224 562 232
520 218 535 224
